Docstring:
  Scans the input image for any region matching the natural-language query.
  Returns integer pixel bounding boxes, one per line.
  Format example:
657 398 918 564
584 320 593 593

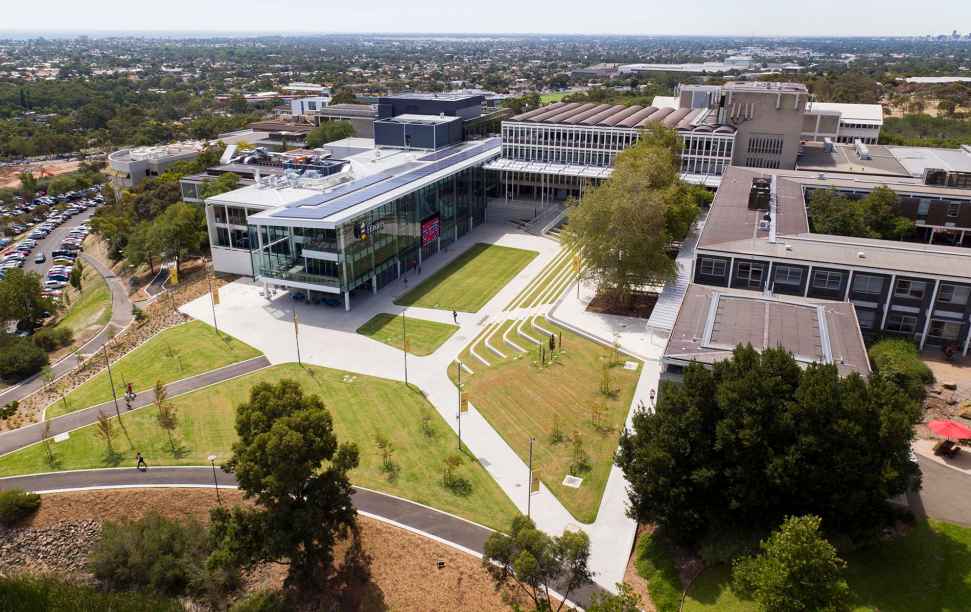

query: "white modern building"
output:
107 141 204 189
802 102 883 144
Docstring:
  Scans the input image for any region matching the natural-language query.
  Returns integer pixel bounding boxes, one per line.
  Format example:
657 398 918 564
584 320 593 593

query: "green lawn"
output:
540 91 572 103
53 265 111 336
448 318 640 523
664 520 971 612
394 243 537 313
356 313 458 356
0 363 518 531
46 321 262 418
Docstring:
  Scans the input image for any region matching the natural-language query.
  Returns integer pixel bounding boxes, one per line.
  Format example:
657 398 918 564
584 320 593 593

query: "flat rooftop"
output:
698 166 971 281
805 102 883 125
797 142 911 177
665 284 870 377
209 137 500 228
384 92 482 102
376 113 462 125
724 81 808 93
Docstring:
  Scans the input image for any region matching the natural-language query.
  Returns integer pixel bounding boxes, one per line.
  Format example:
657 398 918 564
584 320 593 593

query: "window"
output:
736 262 764 289
894 279 927 300
812 270 843 291
852 274 884 295
947 202 960 218
215 227 231 248
929 320 962 341
699 257 727 277
856 309 877 330
227 206 247 226
938 284 971 305
773 265 802 286
885 313 918 334
213 205 227 224
917 199 930 217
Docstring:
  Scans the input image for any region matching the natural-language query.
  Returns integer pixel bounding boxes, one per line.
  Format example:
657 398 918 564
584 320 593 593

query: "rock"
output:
943 382 958 391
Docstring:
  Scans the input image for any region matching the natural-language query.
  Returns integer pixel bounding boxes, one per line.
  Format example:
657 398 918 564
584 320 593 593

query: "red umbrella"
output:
928 420 971 441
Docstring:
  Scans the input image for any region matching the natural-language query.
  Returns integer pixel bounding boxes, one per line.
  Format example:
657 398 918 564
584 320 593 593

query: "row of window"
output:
877 313 963 341
744 157 781 169
699 257 971 305
747 134 784 155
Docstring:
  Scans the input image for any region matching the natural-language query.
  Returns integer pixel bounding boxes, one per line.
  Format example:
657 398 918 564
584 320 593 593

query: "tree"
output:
199 172 240 199
208 379 360 591
41 419 56 467
807 187 913 240
732 515 849 612
563 125 698 306
616 345 921 543
483 515 592 612
69 265 83 291
94 411 116 457
0 269 54 329
154 202 207 276
586 583 643 612
305 121 355 148
153 379 179 455
329 88 358 105
125 221 164 275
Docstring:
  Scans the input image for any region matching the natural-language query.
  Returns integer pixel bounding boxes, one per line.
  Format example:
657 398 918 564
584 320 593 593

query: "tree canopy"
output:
482 515 592 612
208 379 360 591
0 269 53 329
808 186 914 240
305 120 355 148
615 345 921 543
563 125 700 305
732 515 850 612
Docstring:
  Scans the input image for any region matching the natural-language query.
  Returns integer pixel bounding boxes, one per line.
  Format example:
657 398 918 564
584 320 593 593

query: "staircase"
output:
647 216 705 332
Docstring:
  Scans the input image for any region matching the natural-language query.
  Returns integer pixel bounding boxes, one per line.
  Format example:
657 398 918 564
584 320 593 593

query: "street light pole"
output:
527 437 534 519
401 314 409 386
207 262 219 334
292 305 301 366
102 344 121 420
208 454 222 506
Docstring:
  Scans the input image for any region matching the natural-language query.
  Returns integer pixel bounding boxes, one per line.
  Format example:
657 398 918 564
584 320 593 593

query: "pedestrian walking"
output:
452 309 458 324
403 276 408 287
135 451 147 471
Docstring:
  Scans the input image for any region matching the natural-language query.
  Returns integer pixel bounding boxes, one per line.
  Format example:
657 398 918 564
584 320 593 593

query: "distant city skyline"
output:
3 0 970 38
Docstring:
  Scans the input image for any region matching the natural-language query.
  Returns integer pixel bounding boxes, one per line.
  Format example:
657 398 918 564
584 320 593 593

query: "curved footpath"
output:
0 356 270 457
0 468 603 607
0 253 134 406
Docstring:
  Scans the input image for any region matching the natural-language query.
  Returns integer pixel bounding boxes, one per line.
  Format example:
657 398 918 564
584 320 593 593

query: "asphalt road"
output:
21 207 96 276
909 455 971 527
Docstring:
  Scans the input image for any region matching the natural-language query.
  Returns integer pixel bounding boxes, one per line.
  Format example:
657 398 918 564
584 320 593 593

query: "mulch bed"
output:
586 292 658 319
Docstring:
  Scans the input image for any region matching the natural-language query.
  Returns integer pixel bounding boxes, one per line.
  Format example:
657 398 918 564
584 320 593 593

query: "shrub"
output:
229 590 289 612
0 488 41 526
869 338 935 400
0 334 48 382
32 327 74 352
0 575 180 612
89 511 234 598
633 530 682 612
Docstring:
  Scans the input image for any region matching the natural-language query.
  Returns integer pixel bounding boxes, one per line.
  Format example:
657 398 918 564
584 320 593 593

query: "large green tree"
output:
616 345 921 543
563 125 698 305
153 202 207 276
732 515 849 612
208 380 360 592
482 515 592 612
808 187 913 240
305 120 355 148
0 269 53 329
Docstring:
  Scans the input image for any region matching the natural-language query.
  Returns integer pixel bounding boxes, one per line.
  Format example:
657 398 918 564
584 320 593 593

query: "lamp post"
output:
527 437 535 519
102 344 121 420
206 260 219 334
208 454 222 506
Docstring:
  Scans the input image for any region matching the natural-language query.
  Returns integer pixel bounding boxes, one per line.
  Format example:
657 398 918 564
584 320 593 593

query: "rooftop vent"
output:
784 244 792 251
857 251 866 259
748 177 771 211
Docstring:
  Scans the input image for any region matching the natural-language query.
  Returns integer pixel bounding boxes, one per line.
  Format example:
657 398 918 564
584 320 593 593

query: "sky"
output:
2 0 970 38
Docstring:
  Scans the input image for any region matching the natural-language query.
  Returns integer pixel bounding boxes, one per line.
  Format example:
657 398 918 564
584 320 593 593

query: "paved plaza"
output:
180 221 668 591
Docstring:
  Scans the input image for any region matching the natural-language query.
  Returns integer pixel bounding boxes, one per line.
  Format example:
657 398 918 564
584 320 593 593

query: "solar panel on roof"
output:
269 138 500 221
417 143 465 162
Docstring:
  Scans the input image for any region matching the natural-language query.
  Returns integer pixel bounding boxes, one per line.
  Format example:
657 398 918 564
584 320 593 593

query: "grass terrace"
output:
448 317 640 523
46 321 262 418
52 264 111 339
356 313 458 356
0 363 519 531
394 243 537 313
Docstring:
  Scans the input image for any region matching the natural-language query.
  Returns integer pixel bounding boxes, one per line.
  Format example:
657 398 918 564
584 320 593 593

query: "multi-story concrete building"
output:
684 166 971 362
802 102 883 144
107 141 204 189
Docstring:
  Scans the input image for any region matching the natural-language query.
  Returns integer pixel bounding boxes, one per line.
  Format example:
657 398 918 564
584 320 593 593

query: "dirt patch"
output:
917 356 971 439
624 524 656 612
11 489 517 612
0 160 82 189
586 291 658 319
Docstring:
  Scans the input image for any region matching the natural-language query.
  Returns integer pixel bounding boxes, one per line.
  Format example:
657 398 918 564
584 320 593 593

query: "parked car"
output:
34 252 46 264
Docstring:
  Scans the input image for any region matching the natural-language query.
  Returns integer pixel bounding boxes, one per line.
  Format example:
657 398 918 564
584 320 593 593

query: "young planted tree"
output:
570 431 589 475
733 515 849 612
153 380 179 455
41 419 56 467
483 515 592 612
374 432 397 480
208 380 360 591
599 356 613 397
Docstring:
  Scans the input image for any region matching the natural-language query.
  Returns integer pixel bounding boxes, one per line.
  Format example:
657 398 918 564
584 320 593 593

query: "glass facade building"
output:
243 164 493 303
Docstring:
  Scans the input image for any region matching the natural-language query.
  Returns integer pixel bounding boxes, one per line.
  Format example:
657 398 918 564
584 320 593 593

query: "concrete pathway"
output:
0 356 269 458
0 252 135 406
179 222 666 592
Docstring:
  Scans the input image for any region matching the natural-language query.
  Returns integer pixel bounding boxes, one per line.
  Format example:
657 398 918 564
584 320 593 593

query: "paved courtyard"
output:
180 221 668 591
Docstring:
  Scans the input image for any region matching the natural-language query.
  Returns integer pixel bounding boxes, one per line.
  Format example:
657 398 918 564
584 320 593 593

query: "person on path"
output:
453 310 458 324
135 452 147 471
